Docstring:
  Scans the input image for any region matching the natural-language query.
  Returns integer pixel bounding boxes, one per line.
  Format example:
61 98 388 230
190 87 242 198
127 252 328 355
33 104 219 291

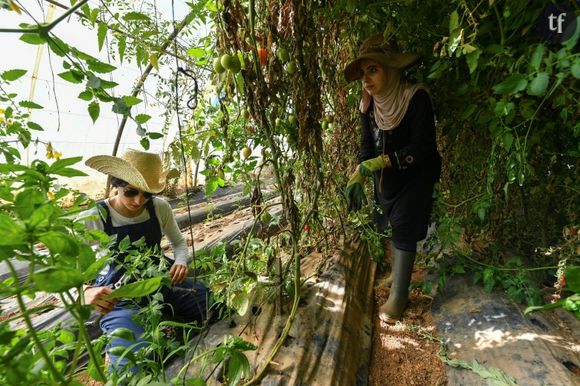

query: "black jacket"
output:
358 89 441 202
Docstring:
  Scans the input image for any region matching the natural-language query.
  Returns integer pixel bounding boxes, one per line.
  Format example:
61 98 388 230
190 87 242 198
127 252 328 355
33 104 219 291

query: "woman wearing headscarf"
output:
344 34 441 324
80 149 210 374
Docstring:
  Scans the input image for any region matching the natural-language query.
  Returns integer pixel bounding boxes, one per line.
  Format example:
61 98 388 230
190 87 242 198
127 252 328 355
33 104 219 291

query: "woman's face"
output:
117 184 152 215
360 59 388 96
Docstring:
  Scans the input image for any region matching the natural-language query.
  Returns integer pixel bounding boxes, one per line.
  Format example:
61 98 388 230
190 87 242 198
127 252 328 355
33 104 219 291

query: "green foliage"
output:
194 238 275 317
109 276 163 298
0 153 113 384
1 0 577 383
212 336 256 386
525 232 580 319
426 1 579 256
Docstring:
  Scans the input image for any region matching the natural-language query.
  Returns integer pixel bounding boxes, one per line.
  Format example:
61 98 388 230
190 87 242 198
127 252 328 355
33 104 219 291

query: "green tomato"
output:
564 297 579 311
288 114 297 126
221 54 241 73
277 47 290 63
110 327 135 341
108 346 136 362
242 146 252 159
285 61 297 75
220 54 233 70
229 55 241 73
275 117 283 129
213 57 225 73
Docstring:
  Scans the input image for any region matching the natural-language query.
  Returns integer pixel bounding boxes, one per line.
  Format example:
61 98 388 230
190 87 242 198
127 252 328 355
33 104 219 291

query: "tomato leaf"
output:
139 137 150 150
564 266 580 293
449 11 459 34
51 167 88 177
466 49 481 74
14 189 45 220
187 47 205 58
97 22 107 51
148 132 163 139
529 44 544 71
28 204 56 229
34 266 83 292
571 61 580 79
122 95 142 107
38 231 80 257
19 100 43 109
88 60 116 74
123 12 151 22
1 69 27 81
78 90 93 101
109 277 163 299
20 33 45 45
527 72 549 96
58 70 84 84
88 101 100 123
493 74 528 95
0 214 26 247
135 114 151 124
27 121 43 131
48 156 83 172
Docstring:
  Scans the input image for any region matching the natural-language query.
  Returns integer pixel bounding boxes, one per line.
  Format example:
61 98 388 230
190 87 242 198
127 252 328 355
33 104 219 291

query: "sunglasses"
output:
122 186 154 199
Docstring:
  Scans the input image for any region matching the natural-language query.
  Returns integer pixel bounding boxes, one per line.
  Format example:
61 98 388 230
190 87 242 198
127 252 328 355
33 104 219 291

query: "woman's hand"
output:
84 286 118 315
346 170 367 212
169 263 188 285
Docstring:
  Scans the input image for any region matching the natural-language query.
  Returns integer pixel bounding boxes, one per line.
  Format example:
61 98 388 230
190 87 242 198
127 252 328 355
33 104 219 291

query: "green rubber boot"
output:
376 239 395 288
383 241 396 287
379 247 416 324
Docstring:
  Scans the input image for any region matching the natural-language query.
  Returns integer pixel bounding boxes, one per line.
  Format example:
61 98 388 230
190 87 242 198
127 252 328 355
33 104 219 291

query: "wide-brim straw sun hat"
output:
85 149 169 193
344 34 420 83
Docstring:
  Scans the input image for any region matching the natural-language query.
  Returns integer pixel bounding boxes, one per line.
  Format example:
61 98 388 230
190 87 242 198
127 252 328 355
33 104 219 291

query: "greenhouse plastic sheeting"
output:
168 239 376 385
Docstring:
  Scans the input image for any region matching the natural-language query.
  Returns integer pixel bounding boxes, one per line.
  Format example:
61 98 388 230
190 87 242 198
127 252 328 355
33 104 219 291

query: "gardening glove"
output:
359 154 389 177
345 170 367 212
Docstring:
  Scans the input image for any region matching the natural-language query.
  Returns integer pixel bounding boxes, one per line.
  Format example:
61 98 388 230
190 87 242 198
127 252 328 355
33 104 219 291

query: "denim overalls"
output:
95 199 210 373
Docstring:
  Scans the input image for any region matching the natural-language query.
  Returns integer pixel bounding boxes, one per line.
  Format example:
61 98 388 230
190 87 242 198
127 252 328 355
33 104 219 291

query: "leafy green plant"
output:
0 157 109 385
525 229 580 319
525 266 580 319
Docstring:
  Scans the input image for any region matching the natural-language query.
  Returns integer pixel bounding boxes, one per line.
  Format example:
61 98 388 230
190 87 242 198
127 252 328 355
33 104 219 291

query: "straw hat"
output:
85 149 168 193
344 34 420 83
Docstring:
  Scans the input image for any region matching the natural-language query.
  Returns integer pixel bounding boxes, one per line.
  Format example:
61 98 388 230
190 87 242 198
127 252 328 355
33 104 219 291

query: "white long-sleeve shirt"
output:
80 197 189 266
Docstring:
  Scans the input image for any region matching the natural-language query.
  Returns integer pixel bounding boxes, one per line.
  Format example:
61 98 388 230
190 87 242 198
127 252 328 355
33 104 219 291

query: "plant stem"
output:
63 290 108 382
0 0 88 33
493 5 504 49
457 251 558 272
6 260 68 385
108 7 198 193
243 244 301 386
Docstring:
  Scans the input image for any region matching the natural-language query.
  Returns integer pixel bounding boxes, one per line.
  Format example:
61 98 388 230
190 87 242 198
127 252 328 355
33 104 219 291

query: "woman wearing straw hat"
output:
344 34 441 324
80 149 210 374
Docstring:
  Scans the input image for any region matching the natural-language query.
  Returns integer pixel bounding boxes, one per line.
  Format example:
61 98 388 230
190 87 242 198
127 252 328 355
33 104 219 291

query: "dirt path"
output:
368 263 580 386
370 269 448 386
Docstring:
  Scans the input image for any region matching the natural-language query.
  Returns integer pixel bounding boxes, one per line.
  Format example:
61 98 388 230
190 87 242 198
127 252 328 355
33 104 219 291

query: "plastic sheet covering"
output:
168 238 376 385
432 274 580 385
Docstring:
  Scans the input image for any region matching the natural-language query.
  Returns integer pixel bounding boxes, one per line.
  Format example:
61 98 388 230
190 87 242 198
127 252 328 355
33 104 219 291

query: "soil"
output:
369 268 448 386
